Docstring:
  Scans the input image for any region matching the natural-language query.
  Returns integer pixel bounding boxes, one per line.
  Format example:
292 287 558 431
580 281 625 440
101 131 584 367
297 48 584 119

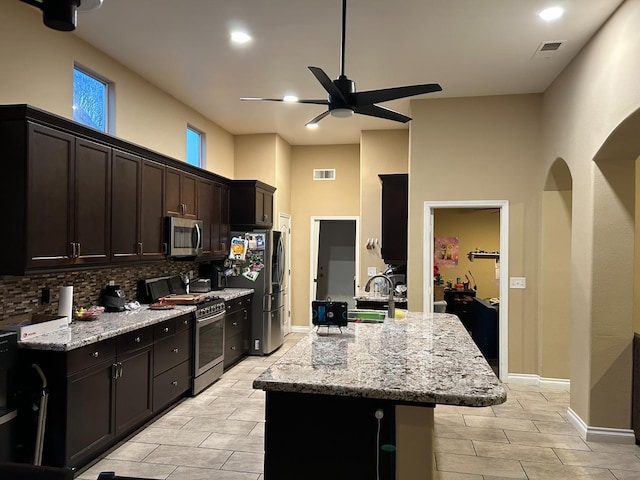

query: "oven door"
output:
194 310 225 377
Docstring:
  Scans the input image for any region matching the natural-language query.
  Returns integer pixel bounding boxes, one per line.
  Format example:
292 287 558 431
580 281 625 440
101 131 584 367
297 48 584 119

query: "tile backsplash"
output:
0 260 198 321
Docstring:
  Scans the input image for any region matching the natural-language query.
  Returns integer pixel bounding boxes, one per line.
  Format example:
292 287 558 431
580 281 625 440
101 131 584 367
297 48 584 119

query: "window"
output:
73 65 111 133
186 126 205 168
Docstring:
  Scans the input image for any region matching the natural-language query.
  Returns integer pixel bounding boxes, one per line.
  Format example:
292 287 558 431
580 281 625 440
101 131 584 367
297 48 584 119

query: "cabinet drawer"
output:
154 319 175 340
153 360 190 411
67 340 116 376
117 326 153 355
224 332 246 367
153 329 191 375
225 296 250 314
225 312 245 339
175 313 192 333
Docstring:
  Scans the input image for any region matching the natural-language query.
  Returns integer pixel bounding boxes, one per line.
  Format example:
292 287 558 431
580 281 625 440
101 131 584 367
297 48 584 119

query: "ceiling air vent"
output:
313 169 336 180
533 41 564 59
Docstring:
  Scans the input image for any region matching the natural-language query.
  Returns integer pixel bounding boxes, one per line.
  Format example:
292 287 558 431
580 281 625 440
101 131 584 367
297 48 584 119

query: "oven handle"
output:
196 310 225 326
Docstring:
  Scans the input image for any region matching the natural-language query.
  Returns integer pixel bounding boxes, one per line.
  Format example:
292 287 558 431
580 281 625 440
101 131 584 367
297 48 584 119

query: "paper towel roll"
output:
58 286 73 322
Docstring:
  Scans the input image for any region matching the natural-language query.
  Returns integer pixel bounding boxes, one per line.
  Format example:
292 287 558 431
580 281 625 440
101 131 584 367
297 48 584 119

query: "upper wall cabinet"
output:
379 174 408 266
0 105 234 274
230 180 276 228
165 168 197 219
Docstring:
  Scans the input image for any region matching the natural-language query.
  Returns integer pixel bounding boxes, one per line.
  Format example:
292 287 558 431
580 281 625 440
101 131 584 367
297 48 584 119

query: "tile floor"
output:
77 333 640 479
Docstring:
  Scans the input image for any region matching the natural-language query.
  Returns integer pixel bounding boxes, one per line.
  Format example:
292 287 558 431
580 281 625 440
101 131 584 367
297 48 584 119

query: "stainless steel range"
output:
191 297 226 395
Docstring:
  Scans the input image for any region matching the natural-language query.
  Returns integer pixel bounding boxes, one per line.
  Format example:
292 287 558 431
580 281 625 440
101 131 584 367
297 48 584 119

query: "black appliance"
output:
198 263 227 291
102 285 126 312
192 297 226 395
312 300 348 327
227 230 285 355
0 331 18 462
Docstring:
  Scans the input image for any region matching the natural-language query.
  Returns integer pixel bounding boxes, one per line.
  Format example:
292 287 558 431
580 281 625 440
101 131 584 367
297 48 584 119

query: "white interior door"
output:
278 213 292 335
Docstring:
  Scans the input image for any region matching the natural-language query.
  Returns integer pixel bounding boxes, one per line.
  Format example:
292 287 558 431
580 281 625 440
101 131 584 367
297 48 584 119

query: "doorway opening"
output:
309 217 360 324
424 200 509 381
278 213 292 336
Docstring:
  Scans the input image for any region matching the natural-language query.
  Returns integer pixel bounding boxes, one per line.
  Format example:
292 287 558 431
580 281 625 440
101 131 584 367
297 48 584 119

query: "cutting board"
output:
159 294 206 305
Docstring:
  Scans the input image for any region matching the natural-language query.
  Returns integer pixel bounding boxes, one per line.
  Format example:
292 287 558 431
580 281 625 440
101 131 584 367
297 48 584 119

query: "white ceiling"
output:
71 0 624 145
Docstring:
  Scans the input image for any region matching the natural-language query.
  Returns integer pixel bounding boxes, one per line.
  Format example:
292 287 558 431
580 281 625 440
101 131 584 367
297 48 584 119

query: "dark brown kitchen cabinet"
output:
379 174 408 265
2 123 111 272
230 180 275 228
197 179 231 259
224 295 252 368
111 151 166 263
166 167 197 219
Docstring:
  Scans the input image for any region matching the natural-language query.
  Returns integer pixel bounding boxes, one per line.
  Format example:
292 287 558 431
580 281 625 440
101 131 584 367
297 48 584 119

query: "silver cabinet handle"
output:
134 337 141 343
164 327 169 333
232 321 238 326
171 380 178 386
90 351 99 358
163 243 168 255
138 242 143 255
71 242 76 258
172 348 179 353
76 243 81 258
230 346 236 350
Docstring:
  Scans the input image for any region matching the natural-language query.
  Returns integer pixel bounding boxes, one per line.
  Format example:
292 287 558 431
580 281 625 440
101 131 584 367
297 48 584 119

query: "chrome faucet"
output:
364 274 395 319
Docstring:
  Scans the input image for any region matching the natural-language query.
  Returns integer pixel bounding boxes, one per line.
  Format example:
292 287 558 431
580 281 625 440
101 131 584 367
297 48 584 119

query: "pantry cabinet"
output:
379 174 408 265
230 180 275 228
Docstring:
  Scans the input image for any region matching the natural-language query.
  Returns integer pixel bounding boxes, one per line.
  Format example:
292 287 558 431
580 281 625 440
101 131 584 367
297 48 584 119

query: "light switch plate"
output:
510 277 526 289
368 267 377 276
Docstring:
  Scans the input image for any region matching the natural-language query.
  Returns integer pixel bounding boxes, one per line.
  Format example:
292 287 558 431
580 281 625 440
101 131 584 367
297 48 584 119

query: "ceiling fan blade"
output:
305 110 331 126
354 83 442 106
353 104 412 123
241 97 328 105
308 67 347 103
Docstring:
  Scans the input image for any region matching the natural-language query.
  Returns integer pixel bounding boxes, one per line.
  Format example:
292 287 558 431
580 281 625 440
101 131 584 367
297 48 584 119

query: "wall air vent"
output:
533 41 564 59
313 169 336 180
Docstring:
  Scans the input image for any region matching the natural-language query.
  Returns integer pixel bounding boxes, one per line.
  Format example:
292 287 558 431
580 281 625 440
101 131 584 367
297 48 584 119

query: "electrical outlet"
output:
509 277 526 289
368 267 377 276
108 280 115 286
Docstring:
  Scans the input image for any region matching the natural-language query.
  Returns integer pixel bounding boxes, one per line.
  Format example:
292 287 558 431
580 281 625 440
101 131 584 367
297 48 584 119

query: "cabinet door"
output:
115 347 153 436
26 123 75 269
379 174 408 265
66 361 115 467
75 139 111 265
165 168 197 218
140 160 166 259
197 179 214 257
219 184 230 255
257 188 274 227
111 150 141 262
181 174 197 219
165 168 182 217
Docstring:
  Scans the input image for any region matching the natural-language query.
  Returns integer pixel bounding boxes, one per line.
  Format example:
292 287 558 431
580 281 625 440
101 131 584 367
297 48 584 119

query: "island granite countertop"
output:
17 288 254 352
253 311 506 407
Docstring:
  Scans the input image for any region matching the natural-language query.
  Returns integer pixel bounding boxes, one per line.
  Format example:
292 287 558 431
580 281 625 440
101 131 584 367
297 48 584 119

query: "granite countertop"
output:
17 288 254 352
253 312 506 407
354 295 407 303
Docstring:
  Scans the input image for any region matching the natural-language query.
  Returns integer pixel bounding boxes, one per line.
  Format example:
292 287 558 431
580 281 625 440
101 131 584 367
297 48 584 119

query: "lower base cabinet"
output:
16 314 193 470
224 295 252 368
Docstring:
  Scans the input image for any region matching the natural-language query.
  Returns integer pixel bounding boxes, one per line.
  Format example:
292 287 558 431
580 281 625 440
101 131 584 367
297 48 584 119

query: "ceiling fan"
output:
241 0 442 126
20 0 103 31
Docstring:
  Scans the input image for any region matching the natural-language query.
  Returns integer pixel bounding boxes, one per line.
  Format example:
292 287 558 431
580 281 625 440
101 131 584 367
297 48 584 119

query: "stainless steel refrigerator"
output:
227 229 285 355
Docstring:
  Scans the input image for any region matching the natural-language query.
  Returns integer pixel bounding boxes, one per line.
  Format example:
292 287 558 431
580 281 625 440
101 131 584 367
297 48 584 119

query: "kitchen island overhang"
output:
253 312 506 480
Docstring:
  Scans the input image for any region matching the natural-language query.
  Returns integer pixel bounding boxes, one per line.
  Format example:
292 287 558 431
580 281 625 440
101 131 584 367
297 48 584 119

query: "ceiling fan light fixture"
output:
306 123 319 129
43 0 80 31
283 95 298 102
230 31 252 44
330 108 353 118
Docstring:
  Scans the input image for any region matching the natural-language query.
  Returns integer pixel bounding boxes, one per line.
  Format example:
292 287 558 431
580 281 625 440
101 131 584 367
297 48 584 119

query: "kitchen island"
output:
253 311 506 480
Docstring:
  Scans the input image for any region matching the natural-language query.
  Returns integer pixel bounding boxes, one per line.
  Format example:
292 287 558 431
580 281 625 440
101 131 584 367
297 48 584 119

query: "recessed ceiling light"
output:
230 31 252 44
283 95 299 102
538 7 564 21
306 123 319 130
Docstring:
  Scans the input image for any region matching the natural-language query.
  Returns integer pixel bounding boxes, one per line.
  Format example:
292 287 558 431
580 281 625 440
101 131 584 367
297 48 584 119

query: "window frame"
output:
72 63 114 134
186 125 206 169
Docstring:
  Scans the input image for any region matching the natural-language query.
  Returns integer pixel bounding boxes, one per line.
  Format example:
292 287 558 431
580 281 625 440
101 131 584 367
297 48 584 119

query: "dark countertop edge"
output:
16 288 254 352
252 379 507 407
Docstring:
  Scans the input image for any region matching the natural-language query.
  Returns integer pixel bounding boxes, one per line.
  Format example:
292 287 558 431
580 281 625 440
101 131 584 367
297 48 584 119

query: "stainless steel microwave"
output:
166 217 203 257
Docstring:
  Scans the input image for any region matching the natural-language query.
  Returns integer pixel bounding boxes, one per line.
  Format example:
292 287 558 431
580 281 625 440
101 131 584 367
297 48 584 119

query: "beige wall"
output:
433 209 500 300
359 130 409 288
0 0 234 177
540 0 640 429
290 144 360 326
408 94 543 374
540 189 572 380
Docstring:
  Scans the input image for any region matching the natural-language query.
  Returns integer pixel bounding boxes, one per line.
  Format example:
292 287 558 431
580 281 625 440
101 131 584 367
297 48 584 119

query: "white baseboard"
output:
567 408 636 444
506 373 570 388
290 325 313 334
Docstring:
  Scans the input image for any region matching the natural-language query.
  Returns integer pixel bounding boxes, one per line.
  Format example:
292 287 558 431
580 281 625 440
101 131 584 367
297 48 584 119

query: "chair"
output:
0 462 74 480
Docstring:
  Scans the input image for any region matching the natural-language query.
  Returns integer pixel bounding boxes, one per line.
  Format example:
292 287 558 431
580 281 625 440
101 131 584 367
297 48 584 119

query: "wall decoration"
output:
435 237 459 267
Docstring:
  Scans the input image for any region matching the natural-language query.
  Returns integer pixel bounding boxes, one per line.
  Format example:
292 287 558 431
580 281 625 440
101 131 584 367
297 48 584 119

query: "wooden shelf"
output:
467 251 500 262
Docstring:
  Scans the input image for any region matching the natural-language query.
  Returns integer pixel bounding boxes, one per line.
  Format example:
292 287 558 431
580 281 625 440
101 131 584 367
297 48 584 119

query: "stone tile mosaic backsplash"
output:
0 260 198 321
